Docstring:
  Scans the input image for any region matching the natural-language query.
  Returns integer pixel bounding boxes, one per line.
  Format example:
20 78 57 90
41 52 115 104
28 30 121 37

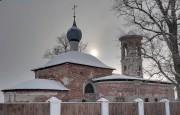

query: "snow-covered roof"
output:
92 74 172 84
127 30 136 35
92 74 142 81
2 79 69 91
33 51 115 70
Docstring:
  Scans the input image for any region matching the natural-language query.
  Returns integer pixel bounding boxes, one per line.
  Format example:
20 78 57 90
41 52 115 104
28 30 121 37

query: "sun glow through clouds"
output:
90 49 98 57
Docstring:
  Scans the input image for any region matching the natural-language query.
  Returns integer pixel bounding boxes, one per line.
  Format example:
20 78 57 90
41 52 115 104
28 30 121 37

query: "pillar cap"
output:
97 98 109 102
134 98 143 102
46 97 62 103
160 98 169 102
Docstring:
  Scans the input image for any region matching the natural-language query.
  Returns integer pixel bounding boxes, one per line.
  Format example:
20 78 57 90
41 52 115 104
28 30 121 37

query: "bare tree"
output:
43 33 88 59
112 0 180 100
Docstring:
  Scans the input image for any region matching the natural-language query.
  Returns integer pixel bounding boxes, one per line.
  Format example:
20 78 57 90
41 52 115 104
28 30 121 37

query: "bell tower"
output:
119 31 143 78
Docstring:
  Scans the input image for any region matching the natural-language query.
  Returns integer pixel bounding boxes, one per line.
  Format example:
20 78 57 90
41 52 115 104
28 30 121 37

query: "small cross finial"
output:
72 5 77 18
72 3 77 27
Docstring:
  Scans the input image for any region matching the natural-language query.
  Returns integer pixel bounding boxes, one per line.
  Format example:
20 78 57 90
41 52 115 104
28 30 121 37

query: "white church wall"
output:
3 91 61 102
0 94 4 103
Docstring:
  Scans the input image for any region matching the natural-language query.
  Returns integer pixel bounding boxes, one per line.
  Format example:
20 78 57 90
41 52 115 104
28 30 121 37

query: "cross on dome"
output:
72 5 77 18
72 5 77 27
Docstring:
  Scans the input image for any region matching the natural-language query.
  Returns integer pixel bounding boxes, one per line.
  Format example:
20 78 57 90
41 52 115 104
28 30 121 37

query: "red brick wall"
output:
95 81 174 102
34 63 113 101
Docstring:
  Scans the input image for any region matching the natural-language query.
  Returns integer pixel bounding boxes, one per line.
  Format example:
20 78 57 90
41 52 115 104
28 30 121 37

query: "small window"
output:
82 99 87 102
125 48 128 56
145 98 149 102
85 83 94 93
124 66 127 71
123 43 127 48
139 66 141 71
154 98 158 102
123 43 128 57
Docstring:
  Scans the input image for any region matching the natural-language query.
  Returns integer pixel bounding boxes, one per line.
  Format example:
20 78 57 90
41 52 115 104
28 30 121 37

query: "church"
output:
2 8 174 103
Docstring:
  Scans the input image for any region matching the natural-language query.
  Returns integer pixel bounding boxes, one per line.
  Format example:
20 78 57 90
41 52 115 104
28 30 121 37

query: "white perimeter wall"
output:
0 93 4 103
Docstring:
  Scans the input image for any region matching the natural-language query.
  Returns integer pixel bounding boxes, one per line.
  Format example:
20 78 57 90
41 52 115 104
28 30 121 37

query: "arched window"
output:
85 83 94 93
139 65 141 71
124 66 127 71
123 43 128 57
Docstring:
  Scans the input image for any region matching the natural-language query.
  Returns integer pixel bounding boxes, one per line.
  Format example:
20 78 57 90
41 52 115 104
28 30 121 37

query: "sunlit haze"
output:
90 49 98 57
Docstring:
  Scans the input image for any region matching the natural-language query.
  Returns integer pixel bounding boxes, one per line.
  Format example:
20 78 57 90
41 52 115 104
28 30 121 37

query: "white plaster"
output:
89 72 94 79
70 41 79 51
97 98 109 115
62 77 70 85
174 86 178 100
134 98 144 115
0 94 4 103
4 91 60 102
97 98 109 102
47 97 62 115
160 99 170 115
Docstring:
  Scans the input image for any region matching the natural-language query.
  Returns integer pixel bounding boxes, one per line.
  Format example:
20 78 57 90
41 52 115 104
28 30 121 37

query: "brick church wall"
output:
94 81 174 102
34 63 113 101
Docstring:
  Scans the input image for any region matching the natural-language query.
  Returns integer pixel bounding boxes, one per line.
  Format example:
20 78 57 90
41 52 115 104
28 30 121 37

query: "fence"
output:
61 103 101 115
1 97 180 115
0 103 49 115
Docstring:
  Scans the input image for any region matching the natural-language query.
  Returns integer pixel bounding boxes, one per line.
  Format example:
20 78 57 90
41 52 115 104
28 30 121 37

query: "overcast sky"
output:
0 0 128 97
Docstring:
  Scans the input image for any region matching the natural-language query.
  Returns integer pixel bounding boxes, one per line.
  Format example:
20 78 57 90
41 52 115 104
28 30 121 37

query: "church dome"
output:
67 20 82 42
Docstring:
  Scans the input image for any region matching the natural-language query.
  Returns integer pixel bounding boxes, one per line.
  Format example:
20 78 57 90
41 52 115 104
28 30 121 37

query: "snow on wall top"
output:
33 51 115 70
92 74 142 81
92 74 172 84
2 79 69 91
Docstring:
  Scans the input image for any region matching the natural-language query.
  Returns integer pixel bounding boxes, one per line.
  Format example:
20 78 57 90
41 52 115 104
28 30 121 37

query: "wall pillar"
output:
160 99 170 115
47 97 62 115
97 98 109 115
134 98 144 115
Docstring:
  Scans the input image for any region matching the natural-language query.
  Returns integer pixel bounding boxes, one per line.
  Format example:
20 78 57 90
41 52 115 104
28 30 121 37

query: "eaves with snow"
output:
92 74 172 84
2 79 69 92
32 51 115 71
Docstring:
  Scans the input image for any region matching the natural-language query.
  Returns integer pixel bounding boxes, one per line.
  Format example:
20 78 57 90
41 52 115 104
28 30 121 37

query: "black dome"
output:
67 20 82 42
